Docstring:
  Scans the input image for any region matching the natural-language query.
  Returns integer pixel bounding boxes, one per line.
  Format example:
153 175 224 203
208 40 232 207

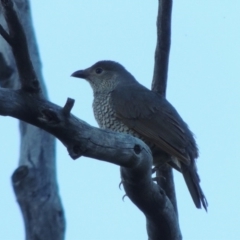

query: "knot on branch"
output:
39 109 61 124
133 144 141 154
68 143 87 159
12 165 29 184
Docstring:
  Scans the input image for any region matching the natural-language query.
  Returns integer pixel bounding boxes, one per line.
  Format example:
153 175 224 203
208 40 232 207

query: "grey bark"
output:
152 0 180 218
0 1 65 239
0 87 182 240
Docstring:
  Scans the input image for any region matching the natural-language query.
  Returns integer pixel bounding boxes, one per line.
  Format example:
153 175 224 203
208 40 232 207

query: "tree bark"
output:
0 83 181 240
151 0 180 219
0 1 65 239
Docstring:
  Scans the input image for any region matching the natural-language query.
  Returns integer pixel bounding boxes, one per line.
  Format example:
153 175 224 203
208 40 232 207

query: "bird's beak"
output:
71 70 88 79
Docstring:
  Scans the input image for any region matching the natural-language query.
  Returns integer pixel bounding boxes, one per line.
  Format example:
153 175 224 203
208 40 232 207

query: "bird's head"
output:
71 60 136 93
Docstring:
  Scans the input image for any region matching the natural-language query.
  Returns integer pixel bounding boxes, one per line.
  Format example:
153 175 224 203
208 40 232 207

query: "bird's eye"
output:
95 68 103 74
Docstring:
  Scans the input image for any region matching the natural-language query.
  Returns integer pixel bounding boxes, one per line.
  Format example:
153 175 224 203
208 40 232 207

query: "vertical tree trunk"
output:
152 0 179 216
0 1 65 239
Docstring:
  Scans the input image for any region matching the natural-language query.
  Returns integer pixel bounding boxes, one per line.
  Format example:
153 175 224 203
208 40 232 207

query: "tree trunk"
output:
0 1 65 239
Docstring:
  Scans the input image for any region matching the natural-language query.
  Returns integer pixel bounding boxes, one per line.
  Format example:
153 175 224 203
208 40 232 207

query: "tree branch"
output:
0 0 39 92
0 24 12 44
0 52 14 86
0 88 182 240
152 0 172 96
151 0 179 218
0 1 65 239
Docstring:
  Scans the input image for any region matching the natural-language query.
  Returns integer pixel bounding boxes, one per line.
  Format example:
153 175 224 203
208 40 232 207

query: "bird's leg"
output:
152 164 167 181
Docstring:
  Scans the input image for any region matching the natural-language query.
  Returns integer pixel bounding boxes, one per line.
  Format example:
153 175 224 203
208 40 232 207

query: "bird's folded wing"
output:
110 84 191 165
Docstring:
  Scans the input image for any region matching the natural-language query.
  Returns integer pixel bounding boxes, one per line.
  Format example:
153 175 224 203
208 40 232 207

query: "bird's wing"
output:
110 83 195 165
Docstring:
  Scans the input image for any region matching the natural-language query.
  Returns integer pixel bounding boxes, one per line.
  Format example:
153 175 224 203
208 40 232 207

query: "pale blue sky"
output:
0 1 240 239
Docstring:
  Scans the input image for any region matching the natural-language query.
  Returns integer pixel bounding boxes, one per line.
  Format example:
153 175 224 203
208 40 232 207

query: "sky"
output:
0 0 240 239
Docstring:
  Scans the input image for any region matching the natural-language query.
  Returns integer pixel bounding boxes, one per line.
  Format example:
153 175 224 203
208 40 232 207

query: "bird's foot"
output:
122 194 127 201
119 181 123 190
152 176 166 182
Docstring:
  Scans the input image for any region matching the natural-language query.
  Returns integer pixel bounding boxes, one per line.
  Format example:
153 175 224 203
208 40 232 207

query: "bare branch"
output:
0 1 65 239
0 24 11 44
0 0 40 92
0 52 14 86
152 0 172 96
151 0 179 218
0 87 182 240
156 165 178 216
11 165 65 240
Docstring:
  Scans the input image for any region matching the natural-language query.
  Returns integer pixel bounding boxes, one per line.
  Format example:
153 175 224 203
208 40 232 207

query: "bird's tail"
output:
181 164 208 211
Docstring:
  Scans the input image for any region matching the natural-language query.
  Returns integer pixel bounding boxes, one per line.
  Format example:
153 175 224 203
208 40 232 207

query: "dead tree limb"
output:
0 87 182 240
152 0 172 96
151 0 180 219
0 0 65 239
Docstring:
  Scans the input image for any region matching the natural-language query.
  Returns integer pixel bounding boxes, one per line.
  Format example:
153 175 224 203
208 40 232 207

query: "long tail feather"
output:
181 164 208 211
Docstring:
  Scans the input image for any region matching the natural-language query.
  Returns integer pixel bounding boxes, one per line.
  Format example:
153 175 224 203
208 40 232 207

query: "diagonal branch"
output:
0 0 40 92
0 52 14 83
0 88 182 240
0 24 12 44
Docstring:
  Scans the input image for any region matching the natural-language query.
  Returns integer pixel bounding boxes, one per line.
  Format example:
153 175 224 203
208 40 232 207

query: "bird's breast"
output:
93 94 137 136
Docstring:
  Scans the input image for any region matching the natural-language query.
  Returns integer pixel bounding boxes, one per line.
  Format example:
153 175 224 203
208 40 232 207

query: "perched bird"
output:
71 60 208 210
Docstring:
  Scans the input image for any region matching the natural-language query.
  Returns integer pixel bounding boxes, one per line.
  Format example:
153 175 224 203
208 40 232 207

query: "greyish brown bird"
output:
71 60 208 211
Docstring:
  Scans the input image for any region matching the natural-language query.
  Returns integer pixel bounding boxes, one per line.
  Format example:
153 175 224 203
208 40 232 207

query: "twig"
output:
0 24 11 44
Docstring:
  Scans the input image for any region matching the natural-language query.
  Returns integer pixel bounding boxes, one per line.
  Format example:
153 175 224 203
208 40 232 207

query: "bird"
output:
71 60 208 211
